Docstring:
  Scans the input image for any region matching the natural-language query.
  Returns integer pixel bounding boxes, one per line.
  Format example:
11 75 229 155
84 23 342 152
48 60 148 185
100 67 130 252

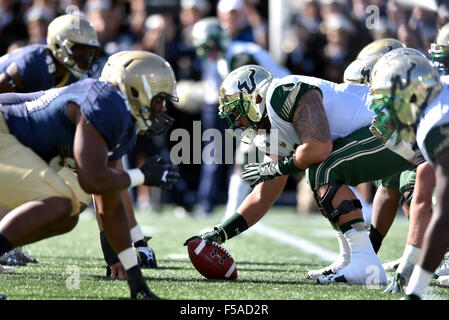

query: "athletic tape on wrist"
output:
126 169 145 188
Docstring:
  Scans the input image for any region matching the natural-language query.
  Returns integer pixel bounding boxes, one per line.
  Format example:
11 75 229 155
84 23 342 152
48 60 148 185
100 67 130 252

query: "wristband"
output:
277 155 303 175
126 169 145 188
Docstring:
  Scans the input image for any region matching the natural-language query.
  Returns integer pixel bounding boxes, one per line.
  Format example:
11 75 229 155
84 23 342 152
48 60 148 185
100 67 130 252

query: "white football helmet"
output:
100 51 178 136
218 65 273 143
191 17 231 60
344 53 384 84
47 14 100 78
369 47 442 143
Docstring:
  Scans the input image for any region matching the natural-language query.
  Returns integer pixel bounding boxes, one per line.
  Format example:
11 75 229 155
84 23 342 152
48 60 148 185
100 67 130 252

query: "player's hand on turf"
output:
383 272 406 294
140 155 180 190
183 227 226 246
242 161 281 188
108 261 127 280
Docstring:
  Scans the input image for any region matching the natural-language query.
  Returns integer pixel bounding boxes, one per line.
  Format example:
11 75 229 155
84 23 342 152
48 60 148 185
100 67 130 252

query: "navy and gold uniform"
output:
0 44 78 92
0 78 136 215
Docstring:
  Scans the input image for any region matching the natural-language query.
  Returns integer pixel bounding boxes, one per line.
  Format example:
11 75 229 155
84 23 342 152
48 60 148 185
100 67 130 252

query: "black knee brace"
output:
314 181 363 223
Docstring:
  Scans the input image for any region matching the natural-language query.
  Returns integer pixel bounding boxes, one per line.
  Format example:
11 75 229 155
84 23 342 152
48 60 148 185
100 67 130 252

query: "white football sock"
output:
130 224 145 243
308 230 350 278
405 265 433 298
339 228 386 285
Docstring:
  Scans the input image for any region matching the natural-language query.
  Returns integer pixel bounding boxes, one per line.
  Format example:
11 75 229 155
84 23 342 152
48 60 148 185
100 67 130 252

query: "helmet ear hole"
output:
410 94 417 103
130 87 139 98
256 94 263 104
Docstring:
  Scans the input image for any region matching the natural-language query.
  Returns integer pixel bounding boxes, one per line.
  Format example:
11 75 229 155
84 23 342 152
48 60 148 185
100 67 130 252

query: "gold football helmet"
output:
47 14 100 78
430 23 449 74
218 65 273 143
100 51 178 136
369 48 442 143
356 38 405 59
343 53 384 84
191 17 231 59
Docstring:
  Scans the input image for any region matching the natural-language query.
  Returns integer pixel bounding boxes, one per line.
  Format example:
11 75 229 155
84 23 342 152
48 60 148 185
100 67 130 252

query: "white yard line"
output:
251 223 339 262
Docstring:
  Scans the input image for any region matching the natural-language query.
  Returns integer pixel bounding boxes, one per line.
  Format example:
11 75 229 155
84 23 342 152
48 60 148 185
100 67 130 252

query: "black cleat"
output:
131 286 160 300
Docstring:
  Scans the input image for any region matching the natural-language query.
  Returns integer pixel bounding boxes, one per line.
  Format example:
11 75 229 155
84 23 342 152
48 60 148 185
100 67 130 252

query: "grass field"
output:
1 205 448 303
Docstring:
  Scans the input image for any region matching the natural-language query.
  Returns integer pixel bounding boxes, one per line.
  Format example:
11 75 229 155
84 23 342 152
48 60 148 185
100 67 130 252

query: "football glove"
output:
369 114 396 144
242 161 282 188
140 155 180 190
134 236 158 269
383 272 406 294
183 226 227 246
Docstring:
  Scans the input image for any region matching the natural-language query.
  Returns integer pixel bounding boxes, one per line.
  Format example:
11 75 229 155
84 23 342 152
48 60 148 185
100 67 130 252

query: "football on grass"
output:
187 238 237 280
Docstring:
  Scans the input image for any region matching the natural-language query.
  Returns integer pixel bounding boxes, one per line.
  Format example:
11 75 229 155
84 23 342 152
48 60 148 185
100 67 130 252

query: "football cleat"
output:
307 260 349 280
10 247 38 264
382 257 402 272
0 294 7 300
400 294 421 300
135 236 158 269
131 286 160 300
0 265 15 274
437 275 449 287
317 273 348 284
0 250 26 266
434 251 449 277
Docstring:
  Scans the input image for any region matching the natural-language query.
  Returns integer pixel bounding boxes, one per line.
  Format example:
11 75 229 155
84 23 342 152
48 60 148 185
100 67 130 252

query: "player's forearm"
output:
238 175 288 227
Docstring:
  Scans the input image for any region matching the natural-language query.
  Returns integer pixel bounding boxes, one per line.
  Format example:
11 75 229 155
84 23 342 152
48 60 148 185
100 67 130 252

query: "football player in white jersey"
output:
384 27 449 294
369 47 449 299
185 63 415 285
191 17 290 221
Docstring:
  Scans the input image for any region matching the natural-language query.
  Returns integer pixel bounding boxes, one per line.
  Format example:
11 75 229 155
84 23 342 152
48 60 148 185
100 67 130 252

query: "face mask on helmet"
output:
102 51 179 137
368 92 416 144
60 40 101 77
218 65 272 144
136 91 178 137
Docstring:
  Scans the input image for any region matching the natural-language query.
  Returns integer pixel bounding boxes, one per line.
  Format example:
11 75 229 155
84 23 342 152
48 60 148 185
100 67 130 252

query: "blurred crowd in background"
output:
1 0 447 217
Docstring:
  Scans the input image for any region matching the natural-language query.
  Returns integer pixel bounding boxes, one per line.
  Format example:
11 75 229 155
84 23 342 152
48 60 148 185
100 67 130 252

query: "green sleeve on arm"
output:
276 154 303 175
220 212 249 240
270 82 323 122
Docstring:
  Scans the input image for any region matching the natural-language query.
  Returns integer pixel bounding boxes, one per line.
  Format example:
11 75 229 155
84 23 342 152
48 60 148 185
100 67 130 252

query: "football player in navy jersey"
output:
0 51 179 299
0 14 100 93
0 13 100 268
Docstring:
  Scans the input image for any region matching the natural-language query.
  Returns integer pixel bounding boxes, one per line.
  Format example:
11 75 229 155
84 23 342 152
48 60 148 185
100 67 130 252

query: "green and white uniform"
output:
252 75 414 191
417 84 449 165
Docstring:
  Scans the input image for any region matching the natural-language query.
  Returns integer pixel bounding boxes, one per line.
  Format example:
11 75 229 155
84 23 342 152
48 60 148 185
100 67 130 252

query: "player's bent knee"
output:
314 181 362 223
45 197 73 222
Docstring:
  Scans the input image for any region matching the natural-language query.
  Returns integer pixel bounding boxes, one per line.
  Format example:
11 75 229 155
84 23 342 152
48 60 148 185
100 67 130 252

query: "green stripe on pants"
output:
306 126 414 191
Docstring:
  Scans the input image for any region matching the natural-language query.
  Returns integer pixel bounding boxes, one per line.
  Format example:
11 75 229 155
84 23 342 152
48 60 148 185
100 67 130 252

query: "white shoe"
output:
435 252 449 277
307 258 349 279
308 230 350 279
318 229 386 285
317 253 386 285
382 257 402 272
0 264 15 274
437 275 449 287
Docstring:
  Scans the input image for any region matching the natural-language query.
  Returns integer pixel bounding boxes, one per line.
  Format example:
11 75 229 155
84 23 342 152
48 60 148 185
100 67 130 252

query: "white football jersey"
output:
254 75 374 157
416 85 449 164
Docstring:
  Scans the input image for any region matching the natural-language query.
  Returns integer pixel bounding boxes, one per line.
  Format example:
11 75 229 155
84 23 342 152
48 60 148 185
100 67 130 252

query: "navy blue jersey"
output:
0 44 78 92
0 78 137 164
